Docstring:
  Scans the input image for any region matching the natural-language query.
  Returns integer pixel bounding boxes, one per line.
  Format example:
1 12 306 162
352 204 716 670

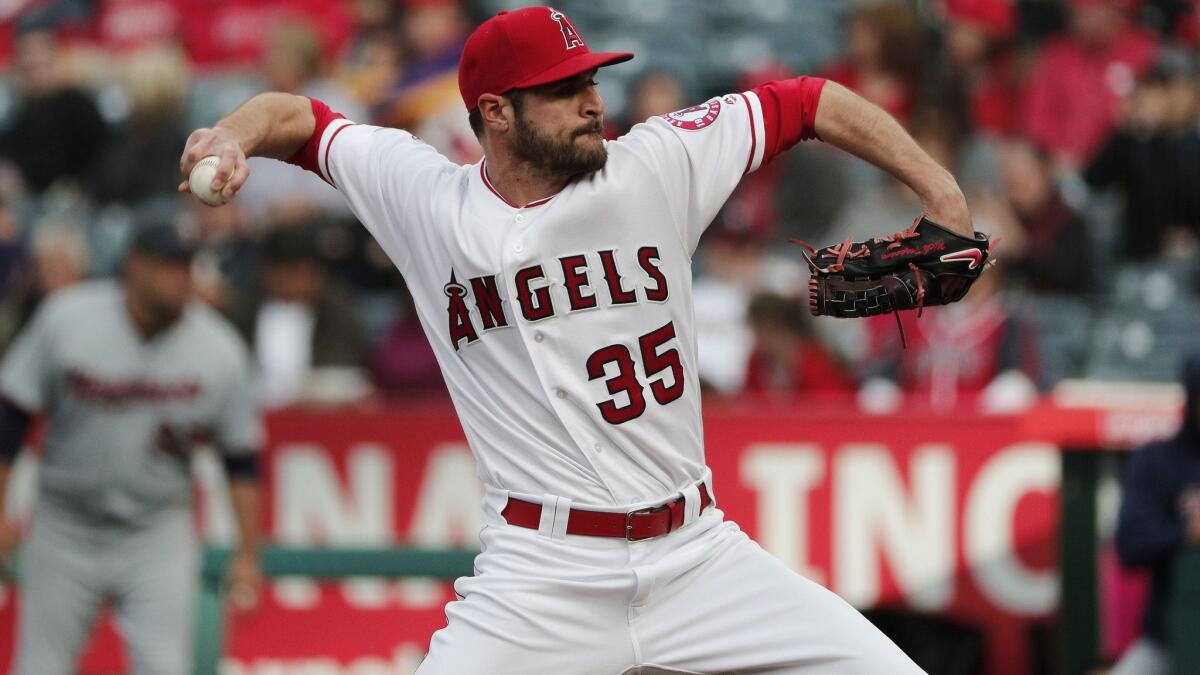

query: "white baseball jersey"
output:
291 79 821 508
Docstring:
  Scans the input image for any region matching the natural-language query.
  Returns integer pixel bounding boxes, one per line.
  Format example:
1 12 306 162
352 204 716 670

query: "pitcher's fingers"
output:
178 181 188 193
226 158 251 195
213 147 238 191
180 129 208 176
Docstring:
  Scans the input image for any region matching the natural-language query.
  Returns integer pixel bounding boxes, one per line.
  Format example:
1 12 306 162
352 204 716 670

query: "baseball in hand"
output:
188 155 231 206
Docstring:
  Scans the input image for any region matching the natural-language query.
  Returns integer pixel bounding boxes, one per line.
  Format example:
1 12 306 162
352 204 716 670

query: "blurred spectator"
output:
936 0 1020 137
0 197 19 289
371 284 445 398
1021 0 1158 169
186 198 258 308
859 263 1039 413
179 0 353 71
339 27 404 108
222 223 370 409
87 44 190 206
1173 0 1200 45
0 28 107 195
823 2 926 125
976 139 1093 295
0 23 11 64
824 159 922 251
0 221 89 353
238 18 364 221
339 0 402 100
721 63 796 241
26 221 87 295
349 0 397 33
1085 49 1200 260
742 292 854 398
399 0 465 66
5 0 94 37
619 70 686 132
260 18 362 111
692 219 806 395
1112 348 1200 675
375 0 480 163
91 0 182 53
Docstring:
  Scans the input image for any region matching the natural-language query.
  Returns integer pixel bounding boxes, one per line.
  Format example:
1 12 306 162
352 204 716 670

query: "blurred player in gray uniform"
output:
0 224 264 675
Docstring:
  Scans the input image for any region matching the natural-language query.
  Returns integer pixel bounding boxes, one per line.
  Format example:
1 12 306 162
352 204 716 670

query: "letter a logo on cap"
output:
550 8 585 49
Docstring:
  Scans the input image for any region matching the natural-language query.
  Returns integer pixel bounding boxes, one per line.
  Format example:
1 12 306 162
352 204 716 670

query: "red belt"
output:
501 483 712 541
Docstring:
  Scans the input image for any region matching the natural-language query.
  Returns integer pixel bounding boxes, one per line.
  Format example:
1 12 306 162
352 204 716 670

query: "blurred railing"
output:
194 547 478 675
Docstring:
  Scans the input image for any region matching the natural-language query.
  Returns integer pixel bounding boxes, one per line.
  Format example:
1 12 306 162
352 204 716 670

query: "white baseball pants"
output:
417 487 925 674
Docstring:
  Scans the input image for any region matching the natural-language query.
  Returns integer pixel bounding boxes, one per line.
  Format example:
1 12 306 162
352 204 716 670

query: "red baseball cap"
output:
458 6 633 111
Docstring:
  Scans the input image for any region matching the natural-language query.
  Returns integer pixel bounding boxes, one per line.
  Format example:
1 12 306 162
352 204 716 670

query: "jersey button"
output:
592 442 602 453
533 332 545 343
513 243 524 253
555 388 567 399
515 213 526 223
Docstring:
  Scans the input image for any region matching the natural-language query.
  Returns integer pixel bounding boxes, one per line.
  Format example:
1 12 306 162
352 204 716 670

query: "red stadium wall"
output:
0 402 1170 674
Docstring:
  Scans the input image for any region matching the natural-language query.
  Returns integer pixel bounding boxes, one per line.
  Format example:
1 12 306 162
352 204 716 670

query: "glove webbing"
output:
793 224 927 349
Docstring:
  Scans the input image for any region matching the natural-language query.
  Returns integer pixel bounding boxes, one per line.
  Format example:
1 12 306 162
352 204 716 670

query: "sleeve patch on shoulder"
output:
660 99 722 131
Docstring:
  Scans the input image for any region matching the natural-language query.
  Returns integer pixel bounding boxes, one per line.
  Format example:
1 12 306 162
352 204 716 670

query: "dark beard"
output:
511 114 607 178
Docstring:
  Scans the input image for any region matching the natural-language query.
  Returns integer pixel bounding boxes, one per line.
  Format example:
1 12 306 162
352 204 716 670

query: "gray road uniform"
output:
0 280 262 675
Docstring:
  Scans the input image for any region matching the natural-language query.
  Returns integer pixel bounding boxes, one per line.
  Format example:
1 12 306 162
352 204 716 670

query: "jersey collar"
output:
480 160 556 210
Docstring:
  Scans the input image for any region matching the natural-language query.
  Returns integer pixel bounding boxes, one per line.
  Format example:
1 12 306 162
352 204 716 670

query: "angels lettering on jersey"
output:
444 246 669 350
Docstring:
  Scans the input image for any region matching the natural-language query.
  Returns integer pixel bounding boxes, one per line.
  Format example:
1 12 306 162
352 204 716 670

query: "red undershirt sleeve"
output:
749 76 826 166
285 97 347 182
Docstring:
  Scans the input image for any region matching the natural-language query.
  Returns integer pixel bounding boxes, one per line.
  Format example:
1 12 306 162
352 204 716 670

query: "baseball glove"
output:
796 216 995 326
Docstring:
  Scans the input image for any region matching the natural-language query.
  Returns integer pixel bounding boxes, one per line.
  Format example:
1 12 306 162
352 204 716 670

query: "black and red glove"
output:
797 217 995 319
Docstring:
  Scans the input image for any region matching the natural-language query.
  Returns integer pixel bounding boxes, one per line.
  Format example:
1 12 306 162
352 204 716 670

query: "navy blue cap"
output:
129 223 198 262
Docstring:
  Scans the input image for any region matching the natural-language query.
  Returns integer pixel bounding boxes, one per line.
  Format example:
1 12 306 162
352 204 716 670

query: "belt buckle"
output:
625 503 671 541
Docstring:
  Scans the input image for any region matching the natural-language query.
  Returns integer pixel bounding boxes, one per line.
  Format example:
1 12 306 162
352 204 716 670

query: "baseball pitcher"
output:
179 6 990 673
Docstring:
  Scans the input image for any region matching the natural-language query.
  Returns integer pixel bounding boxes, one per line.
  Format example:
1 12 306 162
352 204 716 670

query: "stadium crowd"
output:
0 0 1198 412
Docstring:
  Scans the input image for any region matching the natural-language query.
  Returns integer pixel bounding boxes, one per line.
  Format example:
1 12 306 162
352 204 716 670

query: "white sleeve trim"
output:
316 118 354 185
743 90 766 173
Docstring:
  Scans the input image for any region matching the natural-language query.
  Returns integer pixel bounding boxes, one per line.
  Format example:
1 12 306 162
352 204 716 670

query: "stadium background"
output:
0 0 1198 673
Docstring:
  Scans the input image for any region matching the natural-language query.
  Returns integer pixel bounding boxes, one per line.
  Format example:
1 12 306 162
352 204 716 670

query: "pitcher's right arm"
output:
178 92 316 202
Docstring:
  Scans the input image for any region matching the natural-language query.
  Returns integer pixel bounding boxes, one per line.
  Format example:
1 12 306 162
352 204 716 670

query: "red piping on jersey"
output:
322 122 355 188
480 160 555 209
739 92 758 175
